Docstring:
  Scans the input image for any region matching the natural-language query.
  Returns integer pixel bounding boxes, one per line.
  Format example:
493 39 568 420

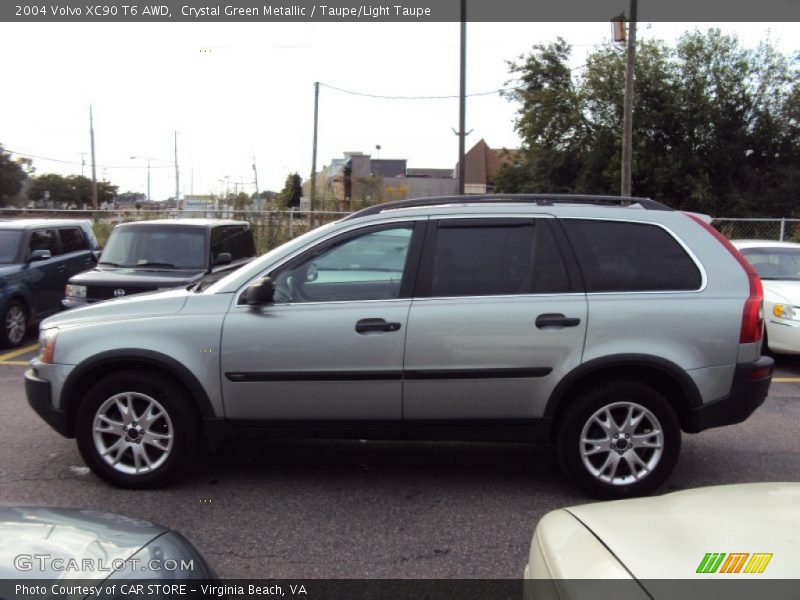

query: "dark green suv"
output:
0 218 99 347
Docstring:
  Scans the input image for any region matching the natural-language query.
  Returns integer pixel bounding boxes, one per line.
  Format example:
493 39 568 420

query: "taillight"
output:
685 213 764 343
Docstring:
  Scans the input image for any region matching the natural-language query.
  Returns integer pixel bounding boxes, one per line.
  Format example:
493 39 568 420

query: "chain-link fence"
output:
3 208 799 252
0 208 350 254
712 218 800 243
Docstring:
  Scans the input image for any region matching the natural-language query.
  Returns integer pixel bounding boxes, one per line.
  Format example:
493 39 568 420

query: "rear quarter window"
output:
562 219 702 292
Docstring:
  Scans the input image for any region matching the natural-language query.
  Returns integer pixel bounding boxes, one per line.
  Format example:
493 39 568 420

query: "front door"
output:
220 220 425 421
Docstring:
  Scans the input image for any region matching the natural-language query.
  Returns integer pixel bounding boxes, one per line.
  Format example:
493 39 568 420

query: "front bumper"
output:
686 356 774 433
25 368 73 437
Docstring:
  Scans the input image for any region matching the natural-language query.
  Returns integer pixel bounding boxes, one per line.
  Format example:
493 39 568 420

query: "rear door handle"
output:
535 313 581 329
355 318 402 334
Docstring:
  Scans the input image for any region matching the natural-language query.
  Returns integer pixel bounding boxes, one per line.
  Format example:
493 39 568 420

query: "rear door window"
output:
422 219 570 297
562 219 702 292
58 227 89 253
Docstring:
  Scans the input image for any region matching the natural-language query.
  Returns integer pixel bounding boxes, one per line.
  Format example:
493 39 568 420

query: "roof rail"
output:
343 194 671 220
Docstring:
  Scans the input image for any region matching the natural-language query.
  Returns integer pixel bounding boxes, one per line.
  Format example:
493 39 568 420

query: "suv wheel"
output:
1 300 28 348
76 370 200 489
557 381 681 499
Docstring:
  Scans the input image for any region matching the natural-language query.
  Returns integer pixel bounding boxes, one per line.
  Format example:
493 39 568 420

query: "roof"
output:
406 168 454 179
116 218 249 228
0 218 91 229
731 239 800 249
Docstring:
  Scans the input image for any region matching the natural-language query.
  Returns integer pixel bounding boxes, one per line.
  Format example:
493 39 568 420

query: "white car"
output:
733 240 800 354
525 483 799 589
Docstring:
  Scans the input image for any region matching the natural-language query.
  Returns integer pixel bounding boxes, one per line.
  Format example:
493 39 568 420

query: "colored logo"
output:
696 552 773 574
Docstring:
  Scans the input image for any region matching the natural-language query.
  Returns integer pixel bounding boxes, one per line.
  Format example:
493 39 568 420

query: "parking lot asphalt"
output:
0 352 798 578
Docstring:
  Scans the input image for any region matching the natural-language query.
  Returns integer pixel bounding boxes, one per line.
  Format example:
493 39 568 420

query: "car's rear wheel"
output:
557 381 681 499
76 370 200 489
1 300 28 348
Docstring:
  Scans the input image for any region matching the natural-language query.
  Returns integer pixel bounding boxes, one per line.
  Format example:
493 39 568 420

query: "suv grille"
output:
87 286 158 301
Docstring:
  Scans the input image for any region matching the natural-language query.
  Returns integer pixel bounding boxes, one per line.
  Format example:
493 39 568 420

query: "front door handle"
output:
535 313 581 329
355 318 402 334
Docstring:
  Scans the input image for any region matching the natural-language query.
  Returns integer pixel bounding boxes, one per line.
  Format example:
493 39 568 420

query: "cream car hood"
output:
566 483 800 579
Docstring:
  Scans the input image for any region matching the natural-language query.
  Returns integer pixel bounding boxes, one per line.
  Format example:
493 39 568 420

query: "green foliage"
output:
278 172 302 208
499 30 800 216
27 173 118 208
0 145 29 205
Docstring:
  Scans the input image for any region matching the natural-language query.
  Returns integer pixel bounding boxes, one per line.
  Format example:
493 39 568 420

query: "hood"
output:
0 264 23 279
762 280 800 304
566 483 800 581
42 288 190 329
0 506 165 579
69 267 203 288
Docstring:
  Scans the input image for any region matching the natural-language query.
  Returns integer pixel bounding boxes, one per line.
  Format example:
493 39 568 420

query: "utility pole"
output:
79 152 86 177
620 0 637 197
174 131 180 209
147 159 151 202
457 0 466 195
252 156 259 209
310 81 320 218
89 105 98 209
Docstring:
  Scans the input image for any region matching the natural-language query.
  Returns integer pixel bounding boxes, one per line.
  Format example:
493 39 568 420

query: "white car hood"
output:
42 289 190 329
763 280 800 304
566 483 800 579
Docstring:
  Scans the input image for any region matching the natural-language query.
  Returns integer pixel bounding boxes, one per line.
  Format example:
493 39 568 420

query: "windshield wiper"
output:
131 262 177 268
98 261 124 267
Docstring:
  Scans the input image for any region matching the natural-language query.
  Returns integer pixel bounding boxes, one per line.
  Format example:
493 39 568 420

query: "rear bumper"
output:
25 368 73 438
686 356 774 433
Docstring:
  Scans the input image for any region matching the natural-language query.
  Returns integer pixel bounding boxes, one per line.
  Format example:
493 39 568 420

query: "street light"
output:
129 156 151 201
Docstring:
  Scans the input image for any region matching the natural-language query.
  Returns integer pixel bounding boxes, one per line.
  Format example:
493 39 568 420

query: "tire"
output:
75 370 200 489
1 300 28 348
556 381 681 499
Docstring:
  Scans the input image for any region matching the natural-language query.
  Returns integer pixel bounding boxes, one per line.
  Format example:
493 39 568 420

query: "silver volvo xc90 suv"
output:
25 195 774 498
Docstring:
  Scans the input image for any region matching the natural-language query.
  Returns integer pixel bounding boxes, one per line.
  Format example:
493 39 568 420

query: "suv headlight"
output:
38 328 59 364
65 284 86 299
773 304 799 321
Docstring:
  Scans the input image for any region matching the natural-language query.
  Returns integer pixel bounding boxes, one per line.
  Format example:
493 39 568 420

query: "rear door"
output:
402 216 587 420
57 226 95 279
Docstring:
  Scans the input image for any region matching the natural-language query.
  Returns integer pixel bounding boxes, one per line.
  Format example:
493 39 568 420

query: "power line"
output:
318 82 507 100
2 147 173 170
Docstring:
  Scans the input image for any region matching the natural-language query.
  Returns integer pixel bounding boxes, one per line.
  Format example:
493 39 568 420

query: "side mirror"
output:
246 277 275 306
28 249 52 262
214 252 232 266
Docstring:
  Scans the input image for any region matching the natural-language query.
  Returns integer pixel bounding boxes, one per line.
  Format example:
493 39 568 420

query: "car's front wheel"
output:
557 381 681 499
76 370 200 488
1 300 28 348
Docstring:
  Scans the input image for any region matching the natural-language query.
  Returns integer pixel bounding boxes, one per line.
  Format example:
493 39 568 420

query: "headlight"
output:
773 304 799 321
65 284 87 299
38 328 58 364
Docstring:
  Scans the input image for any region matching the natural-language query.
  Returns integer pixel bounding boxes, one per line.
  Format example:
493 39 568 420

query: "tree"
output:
499 31 800 217
278 172 302 208
0 145 29 206
27 173 118 208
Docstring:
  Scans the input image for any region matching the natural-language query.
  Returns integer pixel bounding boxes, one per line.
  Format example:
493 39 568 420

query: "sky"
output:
0 21 796 200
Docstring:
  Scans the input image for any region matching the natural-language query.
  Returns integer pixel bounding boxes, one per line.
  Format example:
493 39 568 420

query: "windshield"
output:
101 226 206 269
0 230 22 263
741 247 800 280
